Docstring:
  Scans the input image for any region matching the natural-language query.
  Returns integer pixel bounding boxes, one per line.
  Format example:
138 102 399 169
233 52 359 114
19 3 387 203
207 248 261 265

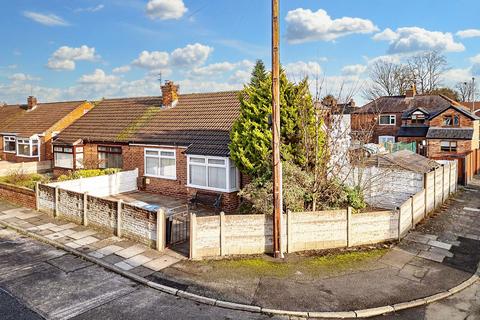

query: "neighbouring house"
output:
53 81 245 212
352 86 480 158
0 96 93 163
460 101 480 117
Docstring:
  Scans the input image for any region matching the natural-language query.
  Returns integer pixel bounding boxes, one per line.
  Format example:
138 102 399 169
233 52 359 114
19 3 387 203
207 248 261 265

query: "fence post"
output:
116 200 123 238
423 173 427 219
347 207 352 247
82 192 88 227
35 182 40 211
397 207 402 241
54 187 59 218
286 210 292 253
189 213 197 260
220 212 226 256
156 208 165 251
410 196 415 229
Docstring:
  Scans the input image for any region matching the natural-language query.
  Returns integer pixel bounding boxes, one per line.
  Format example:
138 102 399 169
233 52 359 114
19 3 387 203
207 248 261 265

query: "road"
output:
0 225 479 319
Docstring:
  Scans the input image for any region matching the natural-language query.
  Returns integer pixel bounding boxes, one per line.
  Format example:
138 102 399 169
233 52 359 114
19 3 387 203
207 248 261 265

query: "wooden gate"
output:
166 205 190 246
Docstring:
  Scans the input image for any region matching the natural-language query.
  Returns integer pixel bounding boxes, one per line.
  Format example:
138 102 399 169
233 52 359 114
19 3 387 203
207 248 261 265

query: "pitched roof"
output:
0 101 87 137
397 125 429 137
55 91 242 156
355 94 464 115
428 104 480 121
426 127 474 140
366 150 440 173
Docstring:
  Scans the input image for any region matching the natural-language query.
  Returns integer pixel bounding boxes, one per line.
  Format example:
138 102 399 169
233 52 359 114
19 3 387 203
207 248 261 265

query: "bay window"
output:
98 146 123 169
187 156 239 192
3 136 16 153
17 138 39 157
144 149 176 179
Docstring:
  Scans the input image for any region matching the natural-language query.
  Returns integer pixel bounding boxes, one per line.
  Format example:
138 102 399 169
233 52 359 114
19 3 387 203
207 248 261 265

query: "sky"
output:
1 0 480 105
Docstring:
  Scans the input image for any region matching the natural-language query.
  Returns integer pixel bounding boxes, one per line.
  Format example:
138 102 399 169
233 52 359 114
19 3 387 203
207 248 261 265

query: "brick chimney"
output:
27 96 37 110
161 80 179 108
405 84 416 98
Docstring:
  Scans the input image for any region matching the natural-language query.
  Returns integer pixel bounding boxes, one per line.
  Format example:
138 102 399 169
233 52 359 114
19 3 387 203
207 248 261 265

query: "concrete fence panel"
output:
450 161 457 194
224 214 272 255
412 190 426 225
48 169 139 197
350 211 398 246
443 164 450 201
38 184 55 214
399 198 412 238
193 216 221 258
434 167 443 209
86 195 118 232
57 189 84 224
425 171 435 214
289 210 347 252
121 203 156 247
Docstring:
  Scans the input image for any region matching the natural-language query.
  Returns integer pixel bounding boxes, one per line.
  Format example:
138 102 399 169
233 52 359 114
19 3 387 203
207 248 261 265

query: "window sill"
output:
2 151 16 154
186 184 238 193
54 166 74 170
17 155 39 158
144 174 177 181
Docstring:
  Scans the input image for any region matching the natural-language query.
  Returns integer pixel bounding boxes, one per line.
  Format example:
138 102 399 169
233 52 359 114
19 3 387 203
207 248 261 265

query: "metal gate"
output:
166 205 190 246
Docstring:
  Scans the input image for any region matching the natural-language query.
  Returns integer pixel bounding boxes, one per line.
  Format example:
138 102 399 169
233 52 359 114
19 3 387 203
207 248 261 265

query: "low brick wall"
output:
0 183 36 209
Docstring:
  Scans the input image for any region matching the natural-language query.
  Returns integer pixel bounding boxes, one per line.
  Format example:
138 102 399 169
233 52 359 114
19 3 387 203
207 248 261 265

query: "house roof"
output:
397 125 429 137
55 91 241 157
428 104 480 121
426 127 474 140
366 150 440 173
355 94 465 115
0 101 87 137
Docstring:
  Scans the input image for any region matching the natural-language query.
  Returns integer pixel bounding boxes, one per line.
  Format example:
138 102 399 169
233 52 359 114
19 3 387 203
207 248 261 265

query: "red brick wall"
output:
428 139 472 158
429 109 473 127
351 113 402 143
0 183 36 209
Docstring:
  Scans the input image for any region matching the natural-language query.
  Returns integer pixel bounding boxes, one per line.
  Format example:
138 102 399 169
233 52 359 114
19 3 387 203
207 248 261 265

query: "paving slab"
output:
115 261 135 271
36 223 58 230
70 230 97 240
143 255 180 271
116 245 147 259
124 254 153 268
74 236 99 246
428 240 452 250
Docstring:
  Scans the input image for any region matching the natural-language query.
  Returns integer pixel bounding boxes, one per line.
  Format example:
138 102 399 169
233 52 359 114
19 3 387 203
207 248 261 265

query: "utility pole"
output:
272 0 283 258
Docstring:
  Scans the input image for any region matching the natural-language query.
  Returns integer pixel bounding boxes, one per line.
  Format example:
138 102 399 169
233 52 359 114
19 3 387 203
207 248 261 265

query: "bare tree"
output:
363 60 411 101
456 80 477 102
406 51 448 93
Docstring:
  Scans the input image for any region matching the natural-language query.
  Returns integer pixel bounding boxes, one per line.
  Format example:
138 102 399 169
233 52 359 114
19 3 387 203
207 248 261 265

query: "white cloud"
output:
146 0 187 20
342 64 367 76
470 54 480 64
132 50 169 69
456 29 480 39
373 27 465 54
285 61 322 80
78 69 118 84
441 68 472 86
190 60 253 77
23 11 69 26
8 73 39 82
75 4 105 13
285 8 378 43
171 43 213 67
47 45 98 71
112 65 131 73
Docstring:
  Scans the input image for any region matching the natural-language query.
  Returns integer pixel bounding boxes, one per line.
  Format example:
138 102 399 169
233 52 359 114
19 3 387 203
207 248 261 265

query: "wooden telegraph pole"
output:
272 0 283 258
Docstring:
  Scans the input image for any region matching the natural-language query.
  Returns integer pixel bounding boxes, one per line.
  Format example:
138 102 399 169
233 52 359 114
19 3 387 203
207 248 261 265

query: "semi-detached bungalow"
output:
52 81 246 213
0 96 93 163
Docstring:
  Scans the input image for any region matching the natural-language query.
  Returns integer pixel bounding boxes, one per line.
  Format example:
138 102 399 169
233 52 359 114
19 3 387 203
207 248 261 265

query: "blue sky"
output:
1 0 480 104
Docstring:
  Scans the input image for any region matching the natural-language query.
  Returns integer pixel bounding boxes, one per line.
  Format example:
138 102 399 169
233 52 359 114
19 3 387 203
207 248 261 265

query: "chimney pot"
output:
27 96 37 110
161 81 179 108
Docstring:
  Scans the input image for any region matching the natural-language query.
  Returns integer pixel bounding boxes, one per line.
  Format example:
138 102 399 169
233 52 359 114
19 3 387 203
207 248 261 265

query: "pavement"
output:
0 176 479 318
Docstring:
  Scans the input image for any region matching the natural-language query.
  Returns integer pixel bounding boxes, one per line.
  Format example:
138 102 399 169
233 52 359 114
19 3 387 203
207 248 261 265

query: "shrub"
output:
55 168 121 182
344 186 367 210
0 170 50 189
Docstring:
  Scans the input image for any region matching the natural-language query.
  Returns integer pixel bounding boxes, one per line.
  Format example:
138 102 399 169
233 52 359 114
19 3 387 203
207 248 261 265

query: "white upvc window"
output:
144 148 176 180
187 155 239 192
3 136 16 153
54 146 83 169
379 114 396 125
379 135 395 144
16 138 39 157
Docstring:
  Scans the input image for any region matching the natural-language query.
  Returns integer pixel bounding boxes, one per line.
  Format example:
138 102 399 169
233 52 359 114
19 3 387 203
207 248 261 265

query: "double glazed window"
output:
54 146 84 169
379 115 396 125
411 112 426 124
3 136 16 152
378 135 395 144
440 141 457 152
188 156 239 192
98 146 123 169
144 149 176 179
17 138 39 157
443 115 459 127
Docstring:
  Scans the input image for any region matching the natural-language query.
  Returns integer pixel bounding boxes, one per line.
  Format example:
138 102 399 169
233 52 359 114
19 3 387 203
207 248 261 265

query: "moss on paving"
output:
180 248 388 280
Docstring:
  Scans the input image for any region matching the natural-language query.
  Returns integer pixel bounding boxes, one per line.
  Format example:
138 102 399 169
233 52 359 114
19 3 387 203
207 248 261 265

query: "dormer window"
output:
443 115 459 127
411 111 425 124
